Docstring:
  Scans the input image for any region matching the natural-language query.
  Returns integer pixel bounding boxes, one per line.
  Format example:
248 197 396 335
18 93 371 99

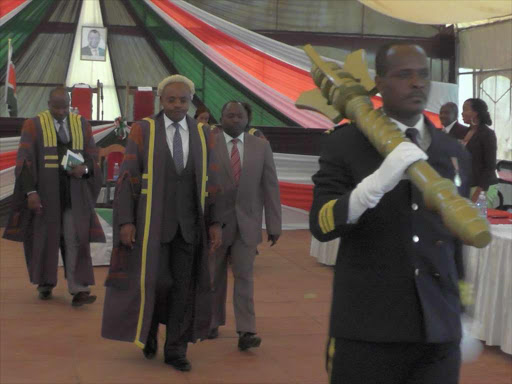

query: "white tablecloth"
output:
310 237 339 265
464 224 512 354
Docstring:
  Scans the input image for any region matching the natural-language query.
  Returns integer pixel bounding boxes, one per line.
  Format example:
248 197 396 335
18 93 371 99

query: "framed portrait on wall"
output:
81 26 107 62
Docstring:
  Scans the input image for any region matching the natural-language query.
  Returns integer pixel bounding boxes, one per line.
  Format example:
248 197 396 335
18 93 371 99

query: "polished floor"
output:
1 229 511 384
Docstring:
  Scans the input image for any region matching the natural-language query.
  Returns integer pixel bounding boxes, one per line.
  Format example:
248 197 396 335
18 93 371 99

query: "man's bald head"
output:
48 87 70 121
439 102 458 127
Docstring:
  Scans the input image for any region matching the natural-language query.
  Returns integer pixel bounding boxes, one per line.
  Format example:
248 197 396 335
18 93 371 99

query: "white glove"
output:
348 142 428 223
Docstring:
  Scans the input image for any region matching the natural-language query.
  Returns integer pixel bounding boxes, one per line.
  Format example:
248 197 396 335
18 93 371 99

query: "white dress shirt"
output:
443 120 457 134
164 114 189 168
389 116 431 151
223 130 245 167
53 116 69 141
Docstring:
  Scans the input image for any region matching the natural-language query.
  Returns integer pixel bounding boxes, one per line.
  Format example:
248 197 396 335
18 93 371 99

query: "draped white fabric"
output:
274 153 318 184
65 0 120 120
459 21 512 71
171 0 458 116
464 225 512 355
359 0 512 25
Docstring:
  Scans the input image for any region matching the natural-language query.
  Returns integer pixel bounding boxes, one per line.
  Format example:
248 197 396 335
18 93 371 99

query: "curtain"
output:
0 0 32 25
359 0 512 25
165 1 455 121
459 21 512 71
129 0 303 127
48 0 80 23
0 33 73 117
103 0 136 26
108 34 170 120
0 0 51 68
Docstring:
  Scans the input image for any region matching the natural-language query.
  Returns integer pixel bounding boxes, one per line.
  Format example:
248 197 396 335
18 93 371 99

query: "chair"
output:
124 83 156 121
496 160 512 211
69 80 103 120
98 144 125 204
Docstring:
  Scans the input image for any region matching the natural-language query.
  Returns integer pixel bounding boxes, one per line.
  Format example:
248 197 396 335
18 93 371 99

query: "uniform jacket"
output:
310 118 471 344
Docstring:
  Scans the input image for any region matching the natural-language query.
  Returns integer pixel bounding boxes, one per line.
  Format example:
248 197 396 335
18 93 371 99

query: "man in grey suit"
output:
209 101 282 351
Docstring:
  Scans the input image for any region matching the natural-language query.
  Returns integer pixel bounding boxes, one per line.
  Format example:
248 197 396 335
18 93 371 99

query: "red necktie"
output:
230 138 241 185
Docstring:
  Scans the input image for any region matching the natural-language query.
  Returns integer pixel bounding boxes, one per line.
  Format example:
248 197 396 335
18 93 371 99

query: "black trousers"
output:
148 229 196 359
328 337 461 384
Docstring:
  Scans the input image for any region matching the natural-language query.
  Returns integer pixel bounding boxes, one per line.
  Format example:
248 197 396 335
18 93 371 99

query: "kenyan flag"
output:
5 40 17 117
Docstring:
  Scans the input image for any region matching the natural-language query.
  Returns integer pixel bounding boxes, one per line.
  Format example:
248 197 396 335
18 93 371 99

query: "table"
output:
310 237 338 265
464 224 512 354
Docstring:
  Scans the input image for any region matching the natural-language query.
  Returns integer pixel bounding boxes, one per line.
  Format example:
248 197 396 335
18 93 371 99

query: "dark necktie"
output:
230 138 241 185
172 122 184 174
405 127 420 147
57 121 69 144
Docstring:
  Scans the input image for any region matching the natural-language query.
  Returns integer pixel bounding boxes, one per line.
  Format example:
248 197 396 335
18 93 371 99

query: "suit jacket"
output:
445 121 469 140
81 46 105 57
310 118 471 344
213 130 281 247
465 125 498 190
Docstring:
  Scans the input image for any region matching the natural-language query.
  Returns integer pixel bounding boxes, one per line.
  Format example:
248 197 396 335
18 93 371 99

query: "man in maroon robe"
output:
3 87 105 306
101 75 223 372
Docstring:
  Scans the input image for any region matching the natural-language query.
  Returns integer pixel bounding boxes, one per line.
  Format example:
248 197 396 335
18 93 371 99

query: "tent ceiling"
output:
359 0 512 25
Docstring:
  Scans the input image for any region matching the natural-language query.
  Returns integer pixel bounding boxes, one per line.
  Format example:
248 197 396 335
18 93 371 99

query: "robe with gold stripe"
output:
3 111 105 287
101 112 223 348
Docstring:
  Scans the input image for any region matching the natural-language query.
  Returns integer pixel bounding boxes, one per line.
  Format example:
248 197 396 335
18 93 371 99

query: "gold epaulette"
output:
318 199 337 234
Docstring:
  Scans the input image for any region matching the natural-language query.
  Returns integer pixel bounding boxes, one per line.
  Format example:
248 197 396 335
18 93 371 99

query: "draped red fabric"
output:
279 181 313 211
0 0 27 18
0 151 17 170
133 90 155 121
151 0 442 128
71 88 93 120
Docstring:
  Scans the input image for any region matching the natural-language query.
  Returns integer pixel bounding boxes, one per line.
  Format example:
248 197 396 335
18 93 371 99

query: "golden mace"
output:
296 45 491 248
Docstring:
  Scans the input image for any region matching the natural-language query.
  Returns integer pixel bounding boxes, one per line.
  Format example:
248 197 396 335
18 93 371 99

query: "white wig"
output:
157 75 195 99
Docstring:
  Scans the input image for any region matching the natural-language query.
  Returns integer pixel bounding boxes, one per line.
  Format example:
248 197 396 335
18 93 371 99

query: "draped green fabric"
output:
127 0 295 127
0 0 54 69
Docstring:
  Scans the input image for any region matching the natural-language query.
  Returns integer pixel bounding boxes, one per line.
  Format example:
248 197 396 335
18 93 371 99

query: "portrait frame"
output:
80 26 107 62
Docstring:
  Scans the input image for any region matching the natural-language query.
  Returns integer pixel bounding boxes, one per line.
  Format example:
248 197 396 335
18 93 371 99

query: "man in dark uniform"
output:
440 102 468 140
310 44 471 384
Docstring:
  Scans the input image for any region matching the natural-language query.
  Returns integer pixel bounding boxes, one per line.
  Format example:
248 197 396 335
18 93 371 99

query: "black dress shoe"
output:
143 335 157 359
38 290 53 300
207 327 219 339
238 332 261 351
164 357 192 372
71 292 97 307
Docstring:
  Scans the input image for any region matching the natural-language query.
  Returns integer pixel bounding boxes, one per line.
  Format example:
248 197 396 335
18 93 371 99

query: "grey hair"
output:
157 75 195 100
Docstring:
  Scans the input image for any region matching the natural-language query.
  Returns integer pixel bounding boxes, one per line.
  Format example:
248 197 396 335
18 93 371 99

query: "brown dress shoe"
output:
71 292 96 307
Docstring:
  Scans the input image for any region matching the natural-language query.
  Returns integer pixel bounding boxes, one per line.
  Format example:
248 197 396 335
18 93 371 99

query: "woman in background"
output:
461 98 498 204
194 105 212 125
